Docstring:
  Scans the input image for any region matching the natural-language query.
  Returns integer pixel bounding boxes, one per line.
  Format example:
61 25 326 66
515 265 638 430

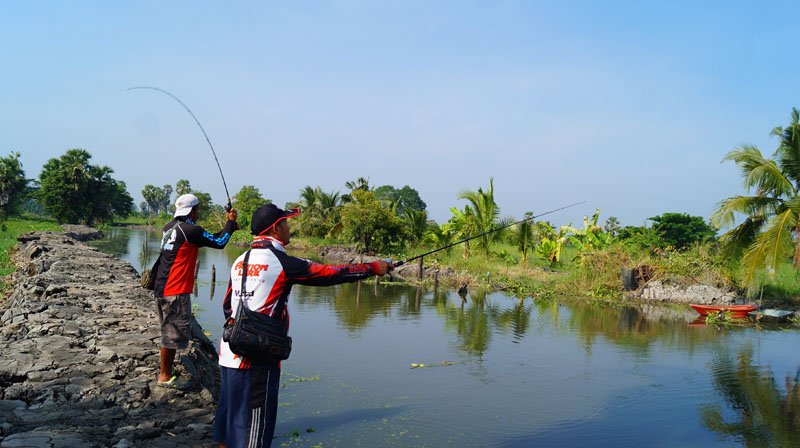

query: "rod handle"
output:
393 260 405 267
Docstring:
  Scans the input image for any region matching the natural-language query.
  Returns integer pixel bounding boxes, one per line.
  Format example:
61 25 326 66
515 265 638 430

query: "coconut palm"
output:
423 224 456 256
711 108 800 286
448 205 478 258
403 208 428 246
509 212 535 264
457 178 500 256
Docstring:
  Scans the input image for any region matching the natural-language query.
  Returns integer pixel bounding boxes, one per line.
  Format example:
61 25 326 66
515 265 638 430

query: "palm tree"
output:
711 108 800 286
403 208 428 246
457 178 500 256
509 212 535 264
448 205 478 258
423 224 456 256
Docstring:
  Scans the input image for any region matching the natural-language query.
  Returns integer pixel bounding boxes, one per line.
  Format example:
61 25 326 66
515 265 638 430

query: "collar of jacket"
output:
251 235 285 252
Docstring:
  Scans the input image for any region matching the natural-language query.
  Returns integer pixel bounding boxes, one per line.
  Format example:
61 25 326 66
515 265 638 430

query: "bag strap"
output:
160 220 183 251
240 249 287 319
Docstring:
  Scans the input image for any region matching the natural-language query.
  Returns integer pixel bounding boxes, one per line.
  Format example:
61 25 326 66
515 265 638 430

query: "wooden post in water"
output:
194 263 200 279
356 279 361 309
417 257 423 281
209 265 216 301
374 273 380 296
433 270 439 291
415 286 421 310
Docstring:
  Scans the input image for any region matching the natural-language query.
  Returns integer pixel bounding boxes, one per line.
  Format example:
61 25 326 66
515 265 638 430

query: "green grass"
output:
0 215 62 281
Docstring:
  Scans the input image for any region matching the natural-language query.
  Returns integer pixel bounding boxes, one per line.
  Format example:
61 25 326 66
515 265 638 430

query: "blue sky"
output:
3 1 799 227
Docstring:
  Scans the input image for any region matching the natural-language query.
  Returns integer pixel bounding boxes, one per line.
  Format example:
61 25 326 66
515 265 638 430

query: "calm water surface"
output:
91 228 800 447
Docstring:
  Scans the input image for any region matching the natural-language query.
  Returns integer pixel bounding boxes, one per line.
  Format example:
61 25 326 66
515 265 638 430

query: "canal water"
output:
90 227 800 447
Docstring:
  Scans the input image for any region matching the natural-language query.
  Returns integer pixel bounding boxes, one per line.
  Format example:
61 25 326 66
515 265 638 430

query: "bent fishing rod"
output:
393 201 586 267
127 86 232 211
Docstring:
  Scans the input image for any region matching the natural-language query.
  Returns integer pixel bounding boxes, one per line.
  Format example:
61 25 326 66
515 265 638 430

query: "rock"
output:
0 229 219 447
628 280 741 305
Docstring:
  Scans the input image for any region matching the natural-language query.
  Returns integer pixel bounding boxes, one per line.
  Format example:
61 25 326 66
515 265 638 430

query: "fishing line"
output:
127 86 232 210
91 91 127 151
393 200 586 267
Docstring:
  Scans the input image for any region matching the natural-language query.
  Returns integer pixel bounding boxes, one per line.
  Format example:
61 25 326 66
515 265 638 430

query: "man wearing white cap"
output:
153 193 238 389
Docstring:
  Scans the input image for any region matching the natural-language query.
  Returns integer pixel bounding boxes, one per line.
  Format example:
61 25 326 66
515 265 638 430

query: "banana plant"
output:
535 222 570 265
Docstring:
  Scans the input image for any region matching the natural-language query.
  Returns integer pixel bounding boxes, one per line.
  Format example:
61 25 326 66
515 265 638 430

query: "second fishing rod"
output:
392 201 586 267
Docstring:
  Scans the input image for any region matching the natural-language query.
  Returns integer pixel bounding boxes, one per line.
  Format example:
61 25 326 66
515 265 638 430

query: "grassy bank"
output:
0 216 62 288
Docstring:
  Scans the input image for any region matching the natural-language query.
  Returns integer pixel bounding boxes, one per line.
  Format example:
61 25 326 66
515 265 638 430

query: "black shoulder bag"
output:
222 250 292 362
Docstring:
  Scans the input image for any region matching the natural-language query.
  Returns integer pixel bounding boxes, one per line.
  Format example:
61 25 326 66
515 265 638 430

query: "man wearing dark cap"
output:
213 204 391 448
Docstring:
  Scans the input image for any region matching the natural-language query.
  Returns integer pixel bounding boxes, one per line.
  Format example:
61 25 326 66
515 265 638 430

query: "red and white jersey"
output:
218 236 380 369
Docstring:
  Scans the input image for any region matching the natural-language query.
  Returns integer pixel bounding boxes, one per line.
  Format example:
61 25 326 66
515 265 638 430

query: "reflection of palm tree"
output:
701 348 800 446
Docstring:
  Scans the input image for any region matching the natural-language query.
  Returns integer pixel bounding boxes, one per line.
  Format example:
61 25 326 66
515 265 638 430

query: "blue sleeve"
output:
186 220 236 249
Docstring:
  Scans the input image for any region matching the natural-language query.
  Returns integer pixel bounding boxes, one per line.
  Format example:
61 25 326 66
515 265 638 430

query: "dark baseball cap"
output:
251 203 300 235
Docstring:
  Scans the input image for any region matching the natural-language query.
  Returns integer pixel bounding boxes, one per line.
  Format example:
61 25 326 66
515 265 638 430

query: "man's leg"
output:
159 347 176 383
156 294 192 389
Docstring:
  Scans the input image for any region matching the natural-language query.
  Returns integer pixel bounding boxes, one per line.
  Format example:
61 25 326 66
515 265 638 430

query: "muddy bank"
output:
0 226 219 447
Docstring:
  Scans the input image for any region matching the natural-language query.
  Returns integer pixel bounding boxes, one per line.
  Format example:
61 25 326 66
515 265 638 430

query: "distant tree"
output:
649 212 715 249
175 179 191 195
192 189 213 217
340 190 406 253
604 216 620 236
159 184 173 213
232 185 269 233
139 201 148 215
38 149 133 224
142 185 162 215
342 177 371 204
0 152 27 219
375 185 427 214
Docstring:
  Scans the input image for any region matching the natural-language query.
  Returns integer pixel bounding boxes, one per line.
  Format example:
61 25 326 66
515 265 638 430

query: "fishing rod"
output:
393 200 586 267
127 86 232 211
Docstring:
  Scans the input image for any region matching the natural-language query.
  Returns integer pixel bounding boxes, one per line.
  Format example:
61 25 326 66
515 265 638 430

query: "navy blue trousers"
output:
213 366 281 448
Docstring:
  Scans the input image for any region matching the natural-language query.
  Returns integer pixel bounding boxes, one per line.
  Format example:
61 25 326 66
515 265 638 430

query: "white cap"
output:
174 193 199 217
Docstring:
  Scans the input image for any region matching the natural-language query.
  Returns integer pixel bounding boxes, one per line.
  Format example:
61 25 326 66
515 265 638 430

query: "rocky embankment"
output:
316 246 456 282
0 227 219 447
627 280 742 306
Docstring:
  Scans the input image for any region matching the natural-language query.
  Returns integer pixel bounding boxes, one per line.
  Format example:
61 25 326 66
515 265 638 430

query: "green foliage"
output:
564 209 616 261
403 208 428 246
341 177 371 204
374 184 427 213
711 107 800 287
617 225 664 250
649 212 715 249
175 179 191 195
456 178 501 256
38 149 133 224
508 212 535 264
233 185 269 233
0 216 61 283
534 222 569 265
604 216 620 236
423 224 456 255
0 152 27 219
291 185 341 238
339 190 406 253
141 184 172 215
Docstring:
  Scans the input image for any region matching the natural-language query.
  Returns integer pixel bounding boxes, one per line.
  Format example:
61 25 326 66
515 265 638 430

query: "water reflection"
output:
701 347 800 446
